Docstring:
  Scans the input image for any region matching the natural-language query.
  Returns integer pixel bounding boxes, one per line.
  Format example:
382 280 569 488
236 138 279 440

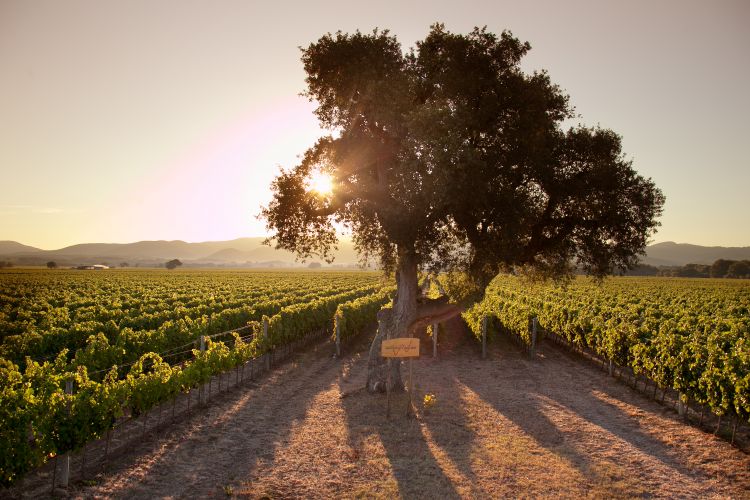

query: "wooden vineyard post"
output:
199 336 205 406
386 358 392 419
262 318 270 371
432 322 438 358
407 357 414 417
530 317 538 357
481 315 488 359
677 393 687 419
59 379 74 488
335 314 341 358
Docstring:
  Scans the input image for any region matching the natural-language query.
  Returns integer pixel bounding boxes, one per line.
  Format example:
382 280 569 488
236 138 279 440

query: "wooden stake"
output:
80 442 87 480
481 315 488 359
386 358 392 419
59 379 73 488
199 335 205 406
51 455 58 493
432 322 438 358
406 358 414 416
335 314 341 358
263 318 270 371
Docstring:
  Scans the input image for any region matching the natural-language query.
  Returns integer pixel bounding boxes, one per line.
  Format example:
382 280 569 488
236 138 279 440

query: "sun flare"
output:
308 171 333 195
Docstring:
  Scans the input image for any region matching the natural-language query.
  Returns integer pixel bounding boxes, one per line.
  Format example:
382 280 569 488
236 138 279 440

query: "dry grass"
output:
73 319 750 499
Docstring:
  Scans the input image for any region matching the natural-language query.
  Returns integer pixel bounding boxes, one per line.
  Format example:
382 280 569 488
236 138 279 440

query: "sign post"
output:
386 358 392 418
381 338 420 417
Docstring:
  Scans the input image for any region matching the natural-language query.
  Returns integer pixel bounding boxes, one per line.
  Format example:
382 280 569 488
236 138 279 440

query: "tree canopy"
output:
262 25 664 285
261 24 665 390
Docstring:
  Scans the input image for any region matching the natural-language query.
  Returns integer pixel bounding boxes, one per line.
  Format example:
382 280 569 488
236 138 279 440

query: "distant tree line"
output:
0 261 13 268
625 259 750 278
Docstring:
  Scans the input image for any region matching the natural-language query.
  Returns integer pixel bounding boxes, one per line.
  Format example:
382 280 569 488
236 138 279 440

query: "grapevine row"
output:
463 276 750 425
0 281 391 486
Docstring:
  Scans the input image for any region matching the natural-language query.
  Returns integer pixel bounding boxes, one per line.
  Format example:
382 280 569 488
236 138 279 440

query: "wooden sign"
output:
381 338 420 358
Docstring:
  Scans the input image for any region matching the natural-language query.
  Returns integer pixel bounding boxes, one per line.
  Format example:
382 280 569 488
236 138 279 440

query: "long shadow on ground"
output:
339 328 465 499
87 342 342 499
454 322 709 492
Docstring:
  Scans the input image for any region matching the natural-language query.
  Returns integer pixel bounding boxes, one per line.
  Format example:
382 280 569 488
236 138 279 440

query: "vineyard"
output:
3 269 749 493
463 276 750 432
0 269 394 486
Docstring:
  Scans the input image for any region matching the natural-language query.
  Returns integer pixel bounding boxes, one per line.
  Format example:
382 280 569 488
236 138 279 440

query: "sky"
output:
1 0 748 250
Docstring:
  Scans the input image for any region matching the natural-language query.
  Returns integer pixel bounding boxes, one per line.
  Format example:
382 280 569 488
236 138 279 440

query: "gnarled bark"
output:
366 247 418 392
366 250 463 393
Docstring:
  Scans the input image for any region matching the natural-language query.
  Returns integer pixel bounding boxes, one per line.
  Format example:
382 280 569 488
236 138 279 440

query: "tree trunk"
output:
366 247 418 393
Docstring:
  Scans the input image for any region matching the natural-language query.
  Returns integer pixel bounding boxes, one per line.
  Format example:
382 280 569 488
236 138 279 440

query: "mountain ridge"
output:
0 239 748 268
0 237 361 266
641 241 750 266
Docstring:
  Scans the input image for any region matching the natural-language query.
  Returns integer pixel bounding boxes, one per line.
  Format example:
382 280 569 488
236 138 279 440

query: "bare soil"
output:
72 319 749 499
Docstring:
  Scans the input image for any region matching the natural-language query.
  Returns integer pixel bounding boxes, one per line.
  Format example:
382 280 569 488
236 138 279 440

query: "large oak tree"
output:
262 25 664 391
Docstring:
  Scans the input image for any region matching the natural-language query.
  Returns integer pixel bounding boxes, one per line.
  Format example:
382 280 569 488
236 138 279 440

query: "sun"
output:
307 171 333 195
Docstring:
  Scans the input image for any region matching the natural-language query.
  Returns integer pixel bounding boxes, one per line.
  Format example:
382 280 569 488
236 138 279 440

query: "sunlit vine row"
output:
463 276 750 425
0 269 390 486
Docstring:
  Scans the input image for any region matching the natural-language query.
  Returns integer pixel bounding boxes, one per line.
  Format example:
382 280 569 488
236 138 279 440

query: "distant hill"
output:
43 238 269 260
641 242 750 267
1 238 748 269
0 237 360 267
0 241 42 254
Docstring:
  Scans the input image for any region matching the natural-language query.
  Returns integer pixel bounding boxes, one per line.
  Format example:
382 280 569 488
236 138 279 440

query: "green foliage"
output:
263 25 663 286
333 286 396 342
0 358 37 486
0 269 393 486
0 269 382 368
473 275 750 423
437 272 483 304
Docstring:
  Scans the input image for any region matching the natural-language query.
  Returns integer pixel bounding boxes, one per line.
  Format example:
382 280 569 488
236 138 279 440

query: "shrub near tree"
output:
262 25 664 392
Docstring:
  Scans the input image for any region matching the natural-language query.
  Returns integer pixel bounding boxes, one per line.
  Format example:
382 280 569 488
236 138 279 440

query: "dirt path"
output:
76 320 750 499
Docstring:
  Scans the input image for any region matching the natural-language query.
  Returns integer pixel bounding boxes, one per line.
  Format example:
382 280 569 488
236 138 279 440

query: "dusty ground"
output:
73 319 750 499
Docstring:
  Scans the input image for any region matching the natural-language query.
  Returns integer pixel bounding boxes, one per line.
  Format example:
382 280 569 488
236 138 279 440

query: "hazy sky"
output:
1 0 748 249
